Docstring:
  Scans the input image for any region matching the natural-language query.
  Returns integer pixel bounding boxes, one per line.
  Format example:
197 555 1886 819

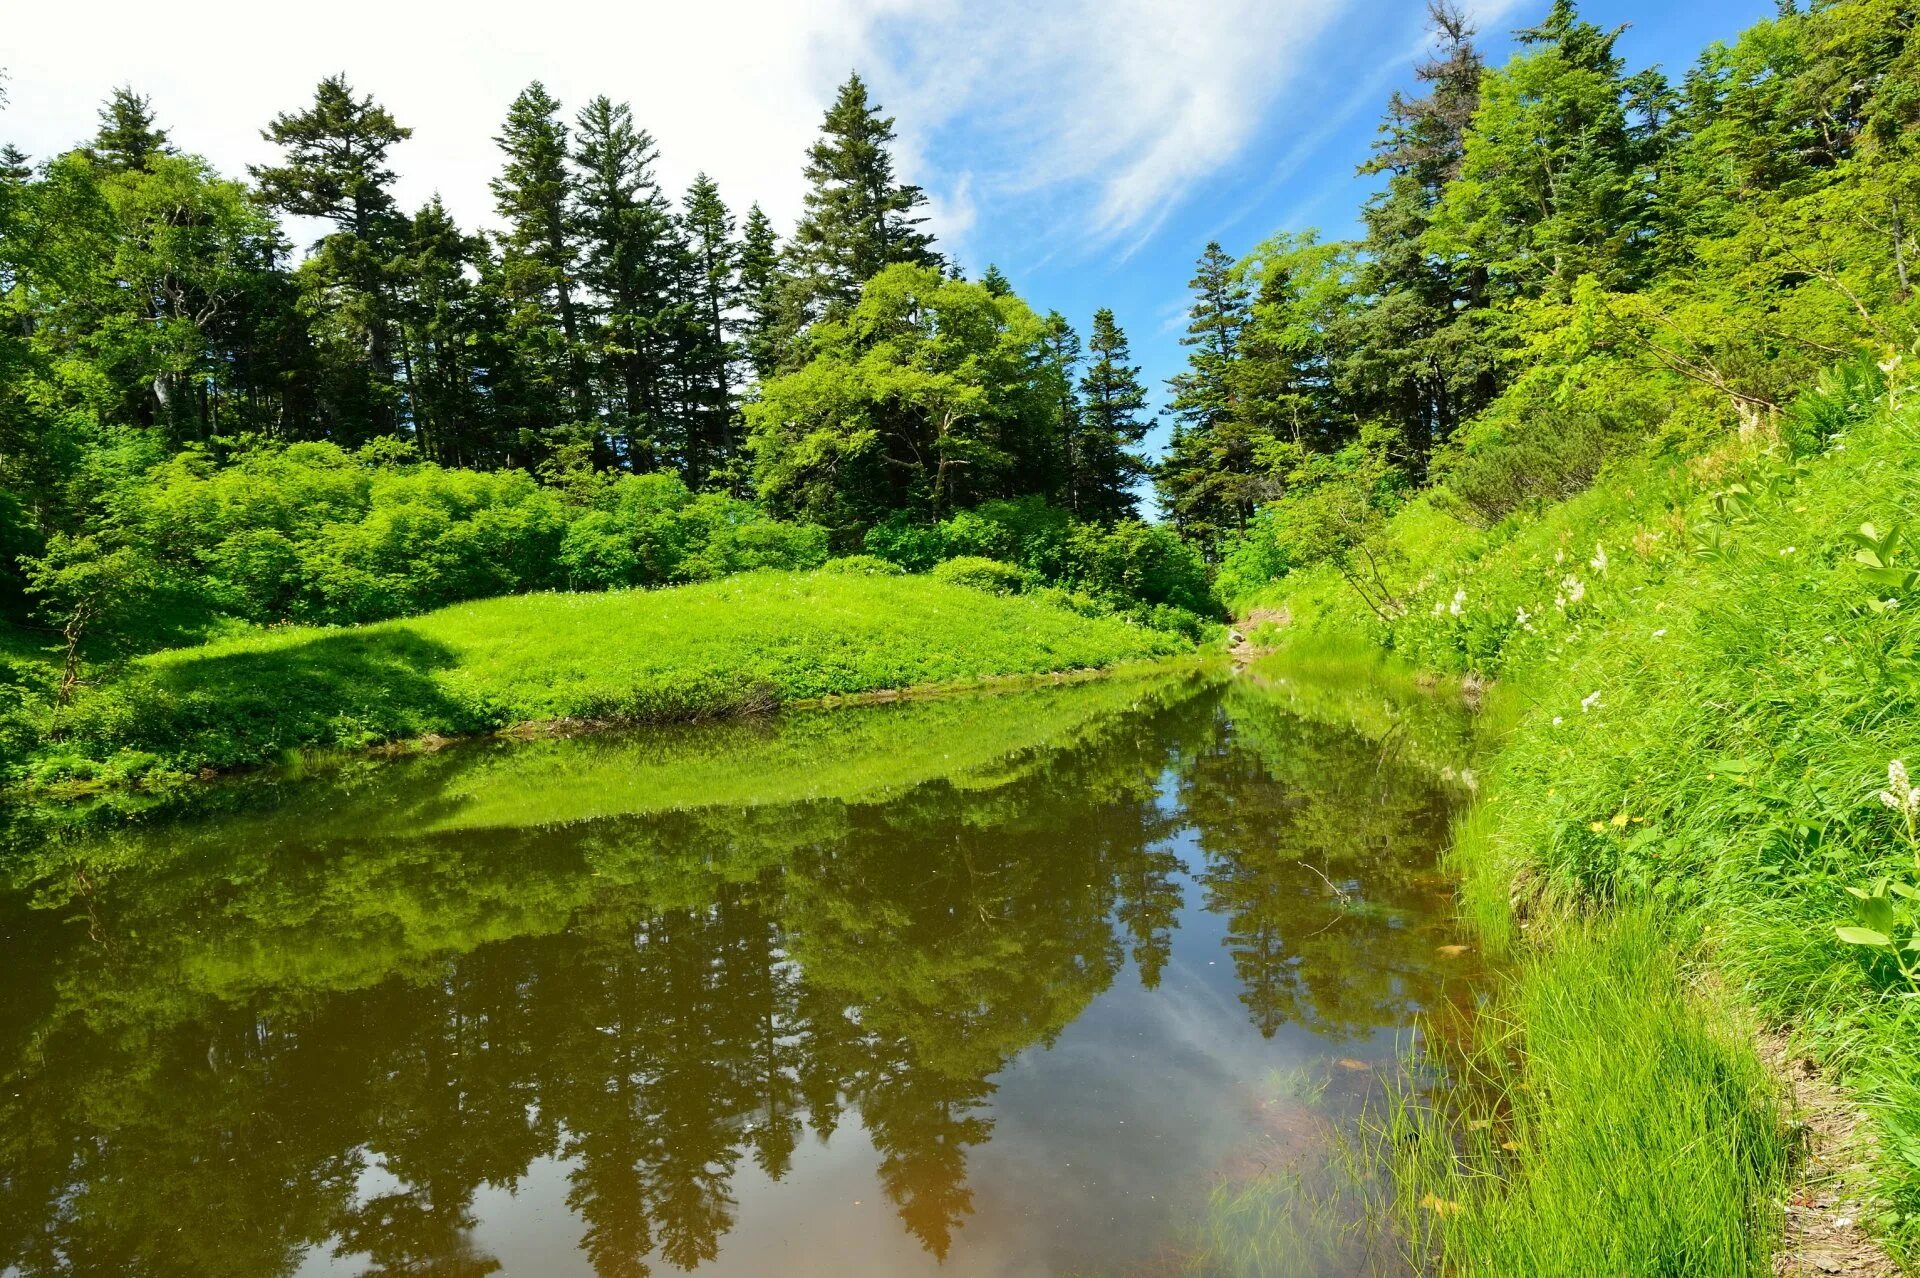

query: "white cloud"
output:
2 0 1383 260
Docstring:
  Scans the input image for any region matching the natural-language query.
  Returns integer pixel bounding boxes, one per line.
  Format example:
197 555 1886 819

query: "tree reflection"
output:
0 672 1475 1275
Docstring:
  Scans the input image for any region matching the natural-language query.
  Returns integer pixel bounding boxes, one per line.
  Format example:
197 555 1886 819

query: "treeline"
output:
1152 0 1918 599
0 69 1184 663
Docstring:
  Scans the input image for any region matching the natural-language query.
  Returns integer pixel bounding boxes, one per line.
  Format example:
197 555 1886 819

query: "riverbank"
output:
1248 390 1920 1271
20 568 1192 791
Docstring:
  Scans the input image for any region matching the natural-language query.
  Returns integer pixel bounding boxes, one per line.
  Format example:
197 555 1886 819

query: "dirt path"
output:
1766 1035 1901 1277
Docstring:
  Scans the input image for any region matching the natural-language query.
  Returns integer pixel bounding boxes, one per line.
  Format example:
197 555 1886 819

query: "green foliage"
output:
744 263 1063 533
929 555 1029 595
817 554 904 576
1393 913 1787 1276
34 568 1187 780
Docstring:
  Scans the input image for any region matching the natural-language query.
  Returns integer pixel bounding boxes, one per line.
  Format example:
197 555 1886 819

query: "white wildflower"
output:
1552 716 1564 726
1882 760 1920 816
1560 574 1586 605
1590 544 1609 572
1554 549 1566 565
1652 628 1667 639
1779 546 1797 556
1581 690 1602 713
1449 588 1467 617
1433 598 1447 617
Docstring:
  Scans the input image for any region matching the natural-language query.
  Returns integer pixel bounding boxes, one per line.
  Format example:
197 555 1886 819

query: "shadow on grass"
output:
87 627 486 771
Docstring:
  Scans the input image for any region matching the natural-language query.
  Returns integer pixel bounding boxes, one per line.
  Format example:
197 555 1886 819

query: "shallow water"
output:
0 668 1485 1277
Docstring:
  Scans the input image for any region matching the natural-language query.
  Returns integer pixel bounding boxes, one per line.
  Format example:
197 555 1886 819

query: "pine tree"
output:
570 93 681 472
90 87 171 173
252 75 412 439
1075 308 1152 520
681 174 739 485
736 203 789 381
787 72 941 325
979 263 1012 297
493 82 591 435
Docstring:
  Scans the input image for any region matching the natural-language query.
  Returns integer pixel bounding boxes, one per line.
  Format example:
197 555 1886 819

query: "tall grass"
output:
1391 911 1788 1277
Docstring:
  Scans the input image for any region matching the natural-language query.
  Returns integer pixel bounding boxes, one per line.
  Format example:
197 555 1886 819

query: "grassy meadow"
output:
28 568 1189 784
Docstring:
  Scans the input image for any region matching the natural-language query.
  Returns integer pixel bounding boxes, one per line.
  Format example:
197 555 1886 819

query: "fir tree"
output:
787 72 941 324
681 173 739 484
736 203 789 381
493 82 591 434
1075 308 1152 521
90 87 171 173
252 74 412 439
1156 242 1256 546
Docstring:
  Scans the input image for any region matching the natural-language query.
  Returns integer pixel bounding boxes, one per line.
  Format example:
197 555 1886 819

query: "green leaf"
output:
1837 925 1894 948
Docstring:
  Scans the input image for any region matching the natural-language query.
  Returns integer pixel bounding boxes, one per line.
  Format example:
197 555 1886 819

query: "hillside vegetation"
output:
26 570 1187 785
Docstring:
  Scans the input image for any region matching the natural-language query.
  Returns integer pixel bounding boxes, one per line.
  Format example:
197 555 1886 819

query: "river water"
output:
0 667 1486 1277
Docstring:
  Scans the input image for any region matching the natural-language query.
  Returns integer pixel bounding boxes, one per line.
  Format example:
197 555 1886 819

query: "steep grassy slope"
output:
1256 393 1920 1268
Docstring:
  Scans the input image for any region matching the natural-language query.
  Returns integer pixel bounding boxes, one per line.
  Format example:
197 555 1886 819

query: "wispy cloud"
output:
867 0 1350 255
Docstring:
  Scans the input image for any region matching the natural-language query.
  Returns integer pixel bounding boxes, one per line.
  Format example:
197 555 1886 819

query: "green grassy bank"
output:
1254 390 1920 1270
23 568 1189 787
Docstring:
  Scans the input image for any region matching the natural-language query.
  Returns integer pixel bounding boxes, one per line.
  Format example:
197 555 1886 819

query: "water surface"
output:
0 669 1484 1276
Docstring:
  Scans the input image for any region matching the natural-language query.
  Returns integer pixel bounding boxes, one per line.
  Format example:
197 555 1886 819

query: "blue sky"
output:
890 0 1779 458
7 0 1776 461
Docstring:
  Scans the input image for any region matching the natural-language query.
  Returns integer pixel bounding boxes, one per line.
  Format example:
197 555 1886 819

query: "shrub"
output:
931 556 1030 595
818 554 906 576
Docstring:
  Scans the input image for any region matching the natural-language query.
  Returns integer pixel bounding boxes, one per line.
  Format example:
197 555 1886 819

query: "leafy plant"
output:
1835 760 1920 993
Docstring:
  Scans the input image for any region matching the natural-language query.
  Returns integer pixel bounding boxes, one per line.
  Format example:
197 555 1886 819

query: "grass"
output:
29 568 1189 782
1252 387 1920 1266
1391 912 1788 1277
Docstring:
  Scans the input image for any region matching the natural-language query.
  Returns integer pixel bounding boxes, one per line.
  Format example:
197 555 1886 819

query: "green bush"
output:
930 556 1030 595
818 554 906 576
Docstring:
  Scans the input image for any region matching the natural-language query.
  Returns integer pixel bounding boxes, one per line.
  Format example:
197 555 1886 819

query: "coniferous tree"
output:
979 263 1012 297
1156 241 1254 545
252 75 411 440
493 82 591 439
394 197 501 466
1347 1 1497 474
570 94 682 472
736 203 788 382
786 73 941 327
681 174 739 485
1075 308 1152 521
1043 313 1085 511
89 88 171 173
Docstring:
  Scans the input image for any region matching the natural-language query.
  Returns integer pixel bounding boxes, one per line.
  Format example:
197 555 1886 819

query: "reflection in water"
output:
0 669 1483 1277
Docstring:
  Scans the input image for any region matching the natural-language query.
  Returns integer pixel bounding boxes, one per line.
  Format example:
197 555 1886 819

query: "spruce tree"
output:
787 72 941 324
681 174 739 485
493 82 591 435
736 203 789 382
570 93 682 472
1076 308 1152 520
1156 242 1255 546
1348 1 1497 473
90 87 171 173
252 75 412 440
